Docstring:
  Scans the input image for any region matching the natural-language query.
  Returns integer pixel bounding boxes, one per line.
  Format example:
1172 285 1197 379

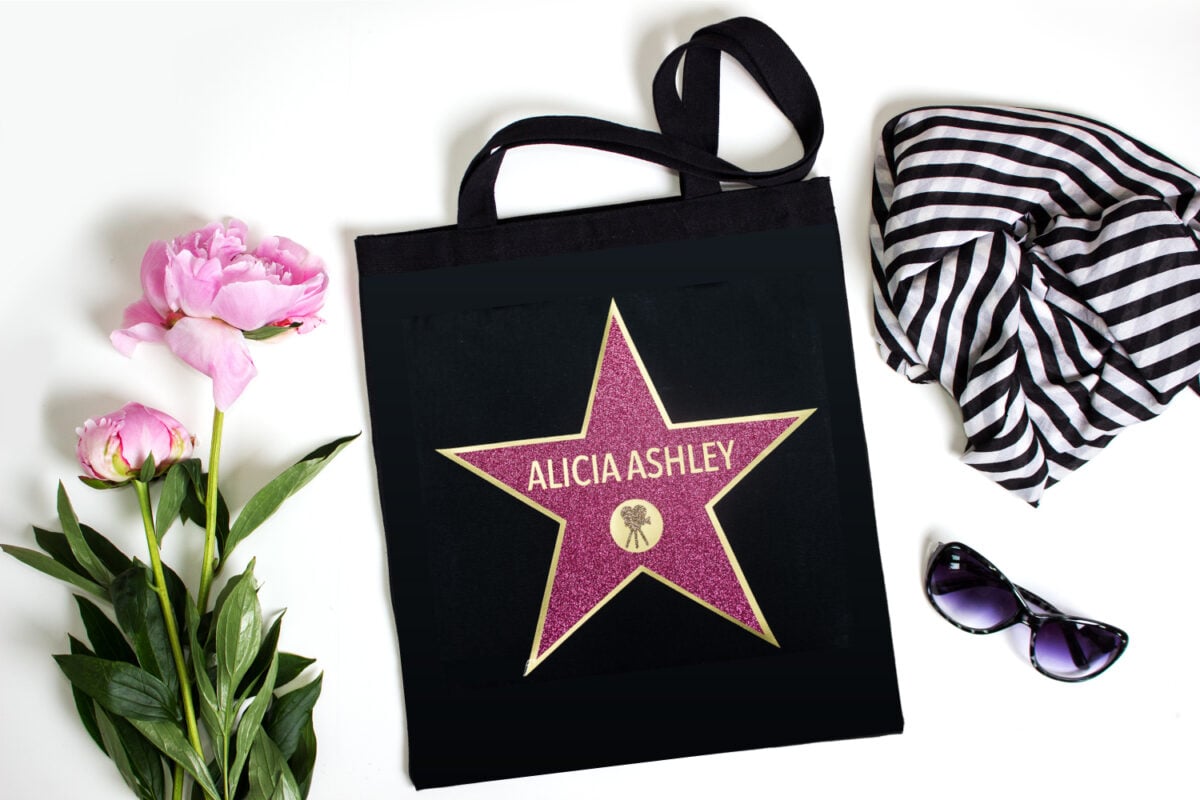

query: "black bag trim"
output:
356 178 834 274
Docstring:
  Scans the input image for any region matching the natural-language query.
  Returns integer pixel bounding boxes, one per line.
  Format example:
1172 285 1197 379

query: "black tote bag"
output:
355 17 902 789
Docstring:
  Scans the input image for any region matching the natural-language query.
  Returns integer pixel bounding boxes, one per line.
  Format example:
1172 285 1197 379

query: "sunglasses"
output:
925 542 1128 682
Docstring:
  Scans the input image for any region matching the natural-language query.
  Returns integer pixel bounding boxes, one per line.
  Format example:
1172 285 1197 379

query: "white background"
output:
1 1 1197 797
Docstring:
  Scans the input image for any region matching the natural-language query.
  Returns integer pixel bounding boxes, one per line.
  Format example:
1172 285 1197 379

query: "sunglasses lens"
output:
928 546 1019 631
1034 618 1125 680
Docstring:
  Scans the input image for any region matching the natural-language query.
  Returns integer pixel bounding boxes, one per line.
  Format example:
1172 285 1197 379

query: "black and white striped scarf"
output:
870 106 1200 504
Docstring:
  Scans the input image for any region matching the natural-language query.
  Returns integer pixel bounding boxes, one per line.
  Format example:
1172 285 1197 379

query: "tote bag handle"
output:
653 16 823 199
456 17 823 229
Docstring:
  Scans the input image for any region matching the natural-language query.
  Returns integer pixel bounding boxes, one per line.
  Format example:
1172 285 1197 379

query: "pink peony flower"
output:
111 219 328 410
76 402 196 484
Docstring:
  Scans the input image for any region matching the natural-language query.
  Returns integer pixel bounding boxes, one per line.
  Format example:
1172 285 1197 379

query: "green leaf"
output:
110 566 179 696
181 468 231 559
264 674 322 761
54 654 179 722
129 717 221 800
180 491 203 529
162 561 191 643
270 774 303 800
200 566 249 652
177 457 202 485
215 562 263 704
155 462 190 543
1 545 106 598
33 524 132 577
243 323 299 341
231 654 279 793
82 524 134 575
94 705 166 800
79 476 123 490
94 702 141 797
32 525 86 574
186 600 225 770
210 569 250 634
185 599 210 688
212 567 263 796
238 614 283 699
224 434 358 563
247 730 302 800
138 453 156 484
179 460 205 527
191 763 219 800
67 636 107 754
276 654 316 688
289 717 317 799
117 721 167 800
75 595 136 663
57 482 114 585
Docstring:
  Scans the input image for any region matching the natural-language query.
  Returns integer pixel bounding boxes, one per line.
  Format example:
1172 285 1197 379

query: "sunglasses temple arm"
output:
1015 584 1090 670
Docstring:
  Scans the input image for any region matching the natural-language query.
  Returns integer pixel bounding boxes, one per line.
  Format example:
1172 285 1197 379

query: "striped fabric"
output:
870 106 1200 504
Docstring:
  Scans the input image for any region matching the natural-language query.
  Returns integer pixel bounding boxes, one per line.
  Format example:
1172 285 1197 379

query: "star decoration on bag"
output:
440 301 814 673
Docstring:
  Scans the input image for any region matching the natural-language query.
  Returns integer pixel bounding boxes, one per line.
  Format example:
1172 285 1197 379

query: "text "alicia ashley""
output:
528 440 736 491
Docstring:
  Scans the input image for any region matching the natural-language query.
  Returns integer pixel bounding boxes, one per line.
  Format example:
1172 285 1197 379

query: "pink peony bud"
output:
75 402 196 484
110 219 328 411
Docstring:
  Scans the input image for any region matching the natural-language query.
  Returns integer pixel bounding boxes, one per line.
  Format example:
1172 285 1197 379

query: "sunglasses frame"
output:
925 541 1129 682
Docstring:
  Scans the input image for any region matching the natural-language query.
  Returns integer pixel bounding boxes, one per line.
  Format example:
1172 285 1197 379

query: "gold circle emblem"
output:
609 499 663 552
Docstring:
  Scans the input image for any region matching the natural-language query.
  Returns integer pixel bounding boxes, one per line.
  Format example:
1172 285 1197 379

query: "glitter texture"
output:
441 302 813 672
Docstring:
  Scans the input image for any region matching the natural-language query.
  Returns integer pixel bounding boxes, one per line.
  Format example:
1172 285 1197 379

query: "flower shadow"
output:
42 390 132 465
91 209 210 339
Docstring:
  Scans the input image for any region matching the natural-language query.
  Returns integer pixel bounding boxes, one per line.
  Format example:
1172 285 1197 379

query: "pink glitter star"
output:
440 301 813 673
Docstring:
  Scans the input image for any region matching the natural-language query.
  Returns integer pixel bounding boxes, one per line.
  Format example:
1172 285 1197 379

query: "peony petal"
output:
177 223 221 256
112 322 167 356
253 236 313 272
177 220 248 265
210 279 309 331
164 317 257 411
210 219 249 262
76 416 125 482
76 402 195 481
111 299 168 356
253 237 329 307
122 297 166 327
116 403 172 471
281 270 328 321
244 242 328 321
165 251 223 318
140 405 195 464
140 240 171 316
293 315 325 334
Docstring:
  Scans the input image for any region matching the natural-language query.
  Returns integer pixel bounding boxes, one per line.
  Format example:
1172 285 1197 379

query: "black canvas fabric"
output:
356 17 902 789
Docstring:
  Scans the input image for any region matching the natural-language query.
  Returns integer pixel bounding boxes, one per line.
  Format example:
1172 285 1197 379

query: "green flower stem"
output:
132 480 204 759
172 764 184 800
197 407 225 612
